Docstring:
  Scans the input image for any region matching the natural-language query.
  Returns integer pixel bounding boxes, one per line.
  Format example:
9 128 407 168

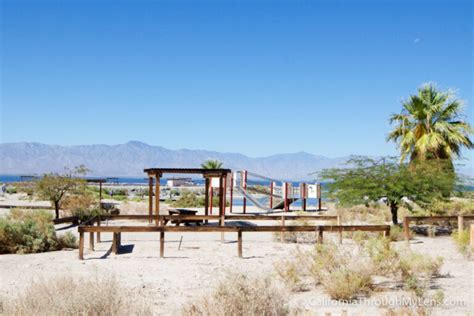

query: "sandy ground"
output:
0 196 473 315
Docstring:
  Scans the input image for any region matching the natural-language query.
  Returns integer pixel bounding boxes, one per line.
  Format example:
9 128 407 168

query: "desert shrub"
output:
359 236 443 297
335 204 391 225
429 199 474 216
6 186 17 194
182 272 288 316
0 275 151 315
275 235 444 302
273 218 317 244
309 243 373 300
57 232 78 249
170 190 229 208
0 209 59 254
0 209 77 254
389 225 406 241
103 188 128 196
62 191 104 222
62 192 96 213
452 229 471 257
274 254 310 291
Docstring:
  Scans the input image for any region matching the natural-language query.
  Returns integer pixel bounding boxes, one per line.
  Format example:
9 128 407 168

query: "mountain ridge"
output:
0 141 352 180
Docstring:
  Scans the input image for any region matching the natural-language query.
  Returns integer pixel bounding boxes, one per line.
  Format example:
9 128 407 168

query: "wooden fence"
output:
77 215 389 260
403 215 474 241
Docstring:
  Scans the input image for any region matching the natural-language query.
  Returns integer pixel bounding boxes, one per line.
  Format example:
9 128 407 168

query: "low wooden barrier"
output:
78 218 389 260
403 215 474 241
52 216 79 225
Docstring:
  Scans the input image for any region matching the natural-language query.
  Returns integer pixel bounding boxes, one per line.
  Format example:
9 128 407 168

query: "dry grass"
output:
452 229 471 258
0 275 151 316
182 272 288 316
119 201 149 215
310 243 373 300
274 235 445 303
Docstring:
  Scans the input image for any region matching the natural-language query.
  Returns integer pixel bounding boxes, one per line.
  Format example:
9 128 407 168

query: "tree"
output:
387 83 473 163
201 160 223 169
319 157 454 225
36 165 89 219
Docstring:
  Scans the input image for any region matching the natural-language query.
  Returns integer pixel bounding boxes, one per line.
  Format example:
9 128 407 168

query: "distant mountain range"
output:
1 141 471 180
0 141 352 180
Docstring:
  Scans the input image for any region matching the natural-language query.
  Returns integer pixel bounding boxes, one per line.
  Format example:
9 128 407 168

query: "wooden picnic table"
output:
164 209 203 226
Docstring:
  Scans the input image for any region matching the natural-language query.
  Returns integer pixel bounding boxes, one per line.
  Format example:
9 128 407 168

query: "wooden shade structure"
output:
143 168 231 225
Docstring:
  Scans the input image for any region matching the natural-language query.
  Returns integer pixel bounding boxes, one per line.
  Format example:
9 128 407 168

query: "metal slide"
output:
235 183 299 212
235 185 273 211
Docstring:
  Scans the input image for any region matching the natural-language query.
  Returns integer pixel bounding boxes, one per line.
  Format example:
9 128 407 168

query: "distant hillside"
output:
1 141 472 180
0 141 351 180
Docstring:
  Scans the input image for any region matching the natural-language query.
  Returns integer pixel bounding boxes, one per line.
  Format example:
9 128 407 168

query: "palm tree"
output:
201 159 223 169
388 84 473 163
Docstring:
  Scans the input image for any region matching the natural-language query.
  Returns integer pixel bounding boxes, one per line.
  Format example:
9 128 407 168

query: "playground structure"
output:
231 170 323 213
75 167 392 260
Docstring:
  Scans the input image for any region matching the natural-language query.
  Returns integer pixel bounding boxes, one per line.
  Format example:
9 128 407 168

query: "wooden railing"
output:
403 215 474 241
78 214 389 260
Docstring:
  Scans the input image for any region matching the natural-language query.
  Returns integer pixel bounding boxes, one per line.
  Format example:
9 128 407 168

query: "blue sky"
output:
1 0 472 160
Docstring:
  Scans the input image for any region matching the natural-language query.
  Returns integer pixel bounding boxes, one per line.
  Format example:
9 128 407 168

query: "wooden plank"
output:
225 215 338 221
52 216 79 225
79 224 390 233
99 214 339 221
155 175 160 225
458 216 464 231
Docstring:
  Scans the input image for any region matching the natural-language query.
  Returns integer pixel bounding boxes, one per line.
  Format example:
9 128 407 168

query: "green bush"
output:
0 209 58 254
0 209 78 254
57 232 78 249
170 190 229 208
6 186 17 194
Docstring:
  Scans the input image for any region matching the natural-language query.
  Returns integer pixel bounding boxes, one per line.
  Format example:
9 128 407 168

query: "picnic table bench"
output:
164 209 204 226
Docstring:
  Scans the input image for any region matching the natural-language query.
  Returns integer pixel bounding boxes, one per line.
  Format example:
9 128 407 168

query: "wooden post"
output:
243 170 247 214
284 182 288 212
219 176 225 242
155 174 160 226
209 185 213 215
97 217 101 243
237 230 242 258
317 226 323 243
160 231 165 258
112 232 121 254
337 215 342 244
230 174 233 213
280 215 285 243
79 232 84 260
89 232 94 251
458 215 464 231
403 217 410 242
204 178 210 223
148 176 153 223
